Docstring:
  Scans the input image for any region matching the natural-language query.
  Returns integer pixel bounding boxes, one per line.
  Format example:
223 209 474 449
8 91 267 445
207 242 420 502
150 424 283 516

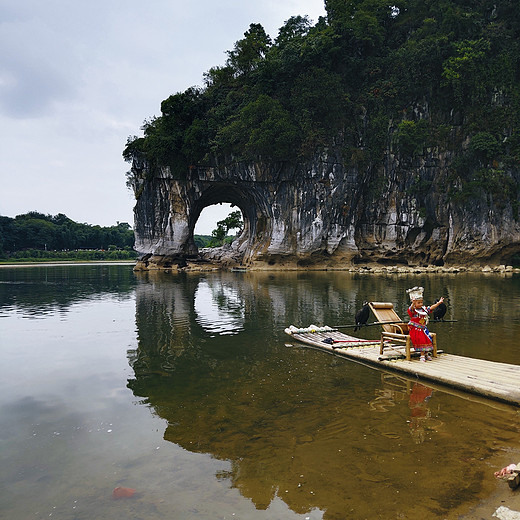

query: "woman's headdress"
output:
406 286 424 301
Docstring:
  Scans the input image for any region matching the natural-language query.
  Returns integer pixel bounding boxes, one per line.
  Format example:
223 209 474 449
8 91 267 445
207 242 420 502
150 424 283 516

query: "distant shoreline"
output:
1 260 519 275
0 260 136 268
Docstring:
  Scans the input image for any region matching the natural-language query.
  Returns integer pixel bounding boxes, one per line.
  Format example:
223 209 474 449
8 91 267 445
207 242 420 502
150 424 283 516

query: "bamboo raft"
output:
284 325 520 407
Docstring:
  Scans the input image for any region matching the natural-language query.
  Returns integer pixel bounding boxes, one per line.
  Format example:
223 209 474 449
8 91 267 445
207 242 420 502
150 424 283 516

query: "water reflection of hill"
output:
128 271 520 519
0 264 136 317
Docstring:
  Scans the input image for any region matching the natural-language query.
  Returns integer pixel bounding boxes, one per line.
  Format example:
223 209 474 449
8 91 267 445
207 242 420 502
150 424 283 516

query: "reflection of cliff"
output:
129 271 367 377
130 273 196 376
127 272 516 519
128 352 393 517
130 271 251 377
128 271 386 516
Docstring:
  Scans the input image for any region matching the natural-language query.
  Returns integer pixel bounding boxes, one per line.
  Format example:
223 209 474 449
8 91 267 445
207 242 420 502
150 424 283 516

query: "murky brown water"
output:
1 266 519 519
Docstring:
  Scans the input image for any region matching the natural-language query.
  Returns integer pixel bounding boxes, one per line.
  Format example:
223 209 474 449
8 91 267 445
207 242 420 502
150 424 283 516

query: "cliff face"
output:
124 0 520 271
132 143 520 270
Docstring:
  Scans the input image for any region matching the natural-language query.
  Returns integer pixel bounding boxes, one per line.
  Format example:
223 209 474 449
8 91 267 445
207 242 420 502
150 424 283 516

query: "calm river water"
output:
1 264 520 520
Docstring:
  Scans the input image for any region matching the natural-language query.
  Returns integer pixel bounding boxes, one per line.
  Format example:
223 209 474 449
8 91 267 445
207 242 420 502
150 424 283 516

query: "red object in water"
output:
112 486 136 499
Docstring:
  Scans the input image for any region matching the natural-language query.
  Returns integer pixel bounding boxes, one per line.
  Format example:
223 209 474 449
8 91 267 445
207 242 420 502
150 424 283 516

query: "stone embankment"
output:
135 251 518 273
322 264 517 274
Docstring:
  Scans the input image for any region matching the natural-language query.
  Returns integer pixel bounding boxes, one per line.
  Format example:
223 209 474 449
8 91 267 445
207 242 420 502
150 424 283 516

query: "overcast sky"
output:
0 0 326 234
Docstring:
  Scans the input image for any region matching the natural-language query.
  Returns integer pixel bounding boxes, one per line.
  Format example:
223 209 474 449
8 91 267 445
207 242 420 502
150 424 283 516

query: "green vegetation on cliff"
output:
124 0 520 205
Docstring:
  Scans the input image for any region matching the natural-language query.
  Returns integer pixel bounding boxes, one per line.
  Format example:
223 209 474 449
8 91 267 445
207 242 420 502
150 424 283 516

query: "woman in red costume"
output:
406 286 445 362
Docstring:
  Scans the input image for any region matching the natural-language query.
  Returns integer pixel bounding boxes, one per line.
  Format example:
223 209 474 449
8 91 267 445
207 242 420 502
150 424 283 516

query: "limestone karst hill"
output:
124 1 520 270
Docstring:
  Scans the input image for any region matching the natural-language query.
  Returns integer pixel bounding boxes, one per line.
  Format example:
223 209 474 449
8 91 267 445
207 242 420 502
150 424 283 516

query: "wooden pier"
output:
285 326 520 407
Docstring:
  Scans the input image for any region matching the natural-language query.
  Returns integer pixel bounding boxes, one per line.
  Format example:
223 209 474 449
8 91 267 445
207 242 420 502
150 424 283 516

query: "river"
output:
1 264 519 519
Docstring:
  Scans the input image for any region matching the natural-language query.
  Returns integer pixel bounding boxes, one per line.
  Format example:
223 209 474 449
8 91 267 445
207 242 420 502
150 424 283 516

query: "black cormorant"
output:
433 299 447 321
354 302 370 331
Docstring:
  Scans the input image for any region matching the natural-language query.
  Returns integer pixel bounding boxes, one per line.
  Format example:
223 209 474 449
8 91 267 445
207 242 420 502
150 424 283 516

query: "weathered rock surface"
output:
132 148 520 271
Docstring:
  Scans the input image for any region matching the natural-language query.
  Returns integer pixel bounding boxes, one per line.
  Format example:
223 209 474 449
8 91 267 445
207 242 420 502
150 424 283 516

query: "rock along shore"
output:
134 254 519 274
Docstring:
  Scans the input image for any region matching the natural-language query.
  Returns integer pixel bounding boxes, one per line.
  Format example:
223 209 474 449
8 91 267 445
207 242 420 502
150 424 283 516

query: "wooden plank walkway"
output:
284 326 520 407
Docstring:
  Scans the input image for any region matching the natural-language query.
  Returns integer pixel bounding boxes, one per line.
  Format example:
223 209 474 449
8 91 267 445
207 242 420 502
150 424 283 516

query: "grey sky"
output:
0 0 325 234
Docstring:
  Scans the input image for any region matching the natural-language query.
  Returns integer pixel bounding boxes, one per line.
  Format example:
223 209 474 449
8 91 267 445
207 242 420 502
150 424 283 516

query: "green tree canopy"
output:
226 23 272 75
208 210 244 247
0 213 135 255
123 0 520 191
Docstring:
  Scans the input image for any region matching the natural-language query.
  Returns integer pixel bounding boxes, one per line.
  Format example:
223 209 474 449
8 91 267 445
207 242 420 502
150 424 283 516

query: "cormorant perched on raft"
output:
433 299 447 321
354 302 370 331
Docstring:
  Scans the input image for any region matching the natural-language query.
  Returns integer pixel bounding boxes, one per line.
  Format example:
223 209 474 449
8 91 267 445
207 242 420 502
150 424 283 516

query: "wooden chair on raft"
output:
368 302 437 361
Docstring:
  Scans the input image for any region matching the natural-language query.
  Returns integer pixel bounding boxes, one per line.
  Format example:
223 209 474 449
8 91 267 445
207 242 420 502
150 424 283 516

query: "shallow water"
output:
1 265 519 519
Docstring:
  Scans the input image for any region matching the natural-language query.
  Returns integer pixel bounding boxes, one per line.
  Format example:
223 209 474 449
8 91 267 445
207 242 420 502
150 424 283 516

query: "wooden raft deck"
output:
285 326 520 407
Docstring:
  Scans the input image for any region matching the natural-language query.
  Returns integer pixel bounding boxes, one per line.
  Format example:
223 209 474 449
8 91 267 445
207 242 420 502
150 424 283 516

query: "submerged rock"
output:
112 487 136 499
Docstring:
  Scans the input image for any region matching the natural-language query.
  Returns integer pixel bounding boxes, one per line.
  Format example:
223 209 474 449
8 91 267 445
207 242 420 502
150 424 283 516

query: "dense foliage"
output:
3 249 137 262
0 212 135 259
124 0 520 203
209 211 243 246
193 211 244 248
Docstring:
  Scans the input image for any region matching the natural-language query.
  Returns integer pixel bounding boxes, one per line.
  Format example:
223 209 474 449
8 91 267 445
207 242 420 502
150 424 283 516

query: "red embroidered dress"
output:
407 305 434 352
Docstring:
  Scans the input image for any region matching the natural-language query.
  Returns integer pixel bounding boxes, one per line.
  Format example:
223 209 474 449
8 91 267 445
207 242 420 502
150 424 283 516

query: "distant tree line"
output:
0 210 244 261
0 212 136 259
124 0 520 208
5 248 138 262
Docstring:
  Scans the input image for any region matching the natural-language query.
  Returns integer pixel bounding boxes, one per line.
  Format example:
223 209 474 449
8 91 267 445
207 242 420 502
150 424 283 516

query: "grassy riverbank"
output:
0 248 137 264
0 260 137 268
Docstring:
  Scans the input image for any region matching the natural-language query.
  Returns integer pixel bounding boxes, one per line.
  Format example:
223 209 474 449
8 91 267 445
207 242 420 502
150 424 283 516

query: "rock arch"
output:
131 157 520 271
133 167 278 270
189 183 273 264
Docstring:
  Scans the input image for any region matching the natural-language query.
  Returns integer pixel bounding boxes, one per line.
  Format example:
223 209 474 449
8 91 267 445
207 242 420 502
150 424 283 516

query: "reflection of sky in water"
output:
194 279 245 336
